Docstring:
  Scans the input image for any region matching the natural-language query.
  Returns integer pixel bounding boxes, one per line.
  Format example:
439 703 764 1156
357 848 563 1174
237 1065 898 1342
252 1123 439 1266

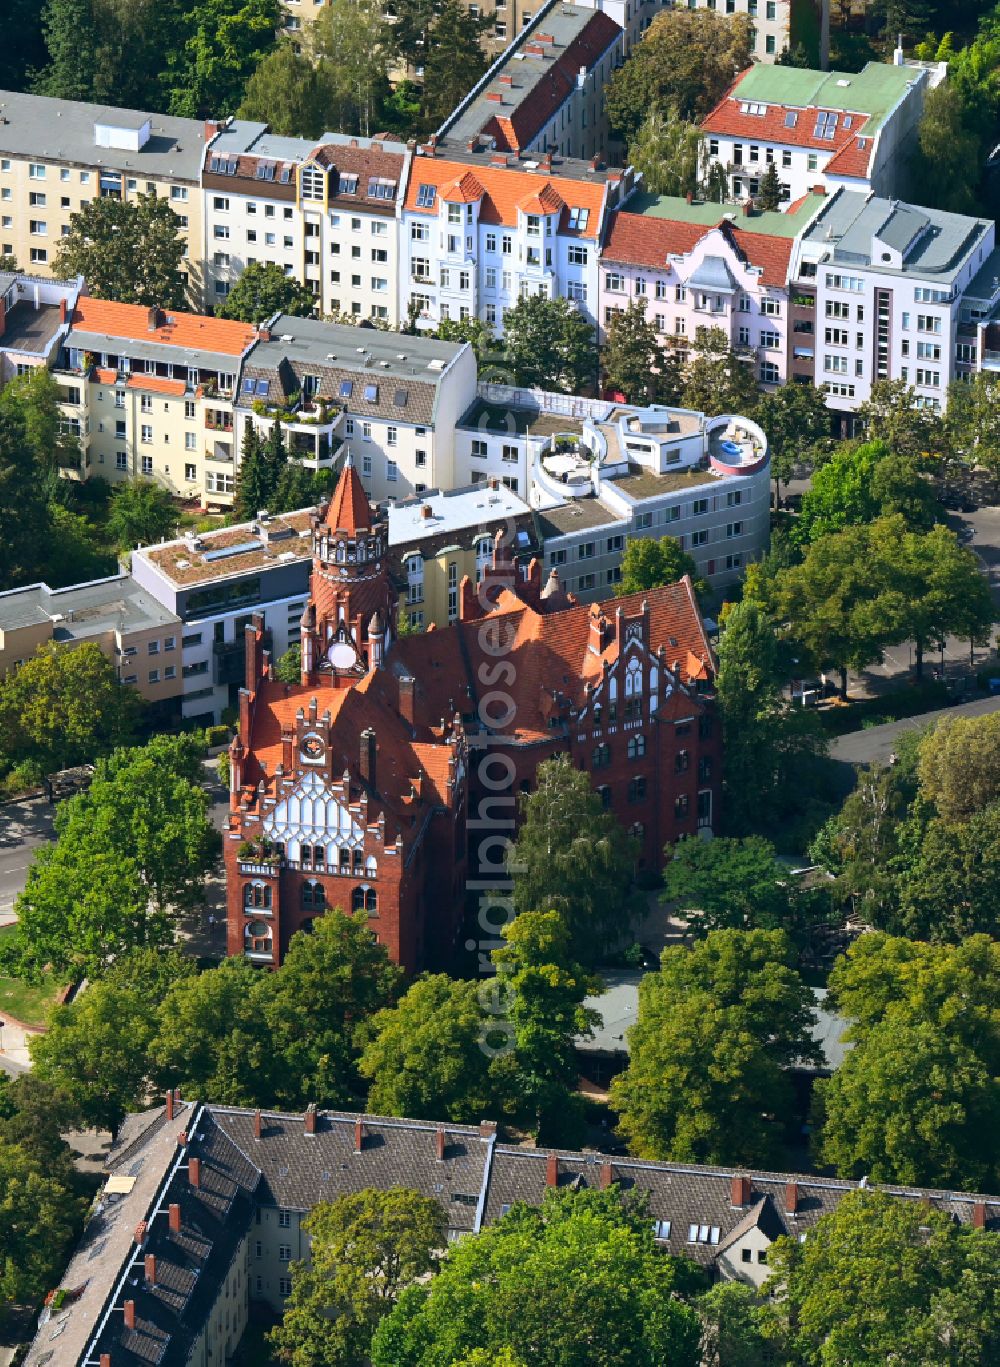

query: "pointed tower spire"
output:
325 451 374 535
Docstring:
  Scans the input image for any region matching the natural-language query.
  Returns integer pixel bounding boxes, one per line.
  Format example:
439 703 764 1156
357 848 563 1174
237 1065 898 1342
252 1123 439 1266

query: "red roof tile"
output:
71 297 256 357
323 453 375 535
405 157 605 234
701 82 871 157
603 212 793 288
125 374 188 396
825 134 875 180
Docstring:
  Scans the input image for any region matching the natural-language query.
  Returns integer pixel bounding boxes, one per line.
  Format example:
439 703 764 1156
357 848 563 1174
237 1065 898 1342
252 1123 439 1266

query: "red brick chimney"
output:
731 1174 751 1207
258 326 271 342
354 1119 365 1153
398 676 416 728
123 1300 136 1331
254 1109 262 1140
545 1153 559 1187
59 297 67 322
742 198 753 216
305 1104 316 1136
133 1220 147 1247
359 729 376 787
144 1254 157 1286
785 1182 799 1216
435 1128 447 1161
100 1355 111 1367
685 190 693 204
973 1201 987 1229
168 1203 181 1234
479 1119 497 1138
165 1090 175 1122
599 1162 614 1190
189 1157 201 1189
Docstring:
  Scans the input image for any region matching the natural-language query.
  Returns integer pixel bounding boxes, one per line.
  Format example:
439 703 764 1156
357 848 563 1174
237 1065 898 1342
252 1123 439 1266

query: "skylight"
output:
568 206 589 231
813 111 838 141
339 380 353 398
363 383 378 402
784 110 798 128
416 183 437 208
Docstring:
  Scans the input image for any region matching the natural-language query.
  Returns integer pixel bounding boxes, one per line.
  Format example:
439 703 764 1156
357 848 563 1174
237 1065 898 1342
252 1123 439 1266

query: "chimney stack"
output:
101 1355 112 1367
599 1161 614 1190
254 1109 262 1140
731 1174 751 1207
785 1182 799 1216
189 1157 201 1189
354 1119 365 1153
168 1203 181 1234
545 1153 559 1187
147 305 162 332
305 1104 317 1136
435 1127 447 1161
123 1300 136 1331
399 675 416 728
973 1201 987 1229
165 1090 175 1122
479 1119 497 1138
359 728 376 787
685 190 693 204
144 1254 157 1286
133 1221 147 1247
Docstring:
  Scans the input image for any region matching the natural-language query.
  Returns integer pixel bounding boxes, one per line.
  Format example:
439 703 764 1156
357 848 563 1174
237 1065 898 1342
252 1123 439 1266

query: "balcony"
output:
206 441 233 463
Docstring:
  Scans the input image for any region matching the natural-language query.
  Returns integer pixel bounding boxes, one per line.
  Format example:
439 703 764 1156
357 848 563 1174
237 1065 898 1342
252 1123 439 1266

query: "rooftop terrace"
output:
138 510 315 588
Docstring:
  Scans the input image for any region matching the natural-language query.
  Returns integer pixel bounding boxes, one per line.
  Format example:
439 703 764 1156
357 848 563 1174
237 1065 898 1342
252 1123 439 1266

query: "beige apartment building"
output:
0 573 183 714
0 91 209 304
55 295 257 507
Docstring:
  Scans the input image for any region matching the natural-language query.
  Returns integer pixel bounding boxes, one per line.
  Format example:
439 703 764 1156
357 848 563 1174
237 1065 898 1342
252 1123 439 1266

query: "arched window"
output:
244 919 272 954
243 882 272 910
627 734 646 760
625 658 643 698
597 784 612 810
365 855 378 876
352 885 378 914
302 880 326 909
353 849 364 872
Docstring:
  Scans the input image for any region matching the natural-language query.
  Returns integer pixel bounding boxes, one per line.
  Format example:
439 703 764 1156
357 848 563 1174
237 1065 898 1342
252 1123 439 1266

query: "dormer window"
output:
301 167 325 200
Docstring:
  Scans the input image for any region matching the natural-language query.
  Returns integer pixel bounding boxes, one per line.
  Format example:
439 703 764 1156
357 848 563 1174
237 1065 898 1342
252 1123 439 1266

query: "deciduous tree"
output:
664 835 792 935
421 0 489 129
490 911 598 1143
913 83 982 214
167 0 281 118
502 295 596 394
358 975 493 1123
106 479 178 551
617 535 700 597
54 193 187 309
238 40 335 138
507 756 642 961
218 261 316 323
767 1190 1000 1366
371 1187 702 1367
605 9 752 146
271 1187 445 1367
313 0 393 137
627 110 702 198
681 326 759 417
611 929 819 1166
753 377 831 506
917 709 1000 822
602 299 683 406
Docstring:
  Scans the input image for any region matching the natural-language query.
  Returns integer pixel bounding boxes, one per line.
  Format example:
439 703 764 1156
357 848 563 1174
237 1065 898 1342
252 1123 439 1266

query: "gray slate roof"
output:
0 89 205 181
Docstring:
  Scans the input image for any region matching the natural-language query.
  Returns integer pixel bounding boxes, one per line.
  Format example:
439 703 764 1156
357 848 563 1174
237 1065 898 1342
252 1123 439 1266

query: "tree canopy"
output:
54 192 187 308
617 535 701 597
270 1187 446 1367
218 261 316 323
502 295 596 394
602 300 683 407
371 1187 703 1367
611 929 819 1166
681 327 760 418
507 756 642 961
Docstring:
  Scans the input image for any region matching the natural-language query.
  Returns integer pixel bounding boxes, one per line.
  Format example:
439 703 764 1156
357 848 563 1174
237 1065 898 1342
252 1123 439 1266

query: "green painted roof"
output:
733 61 921 131
629 190 825 239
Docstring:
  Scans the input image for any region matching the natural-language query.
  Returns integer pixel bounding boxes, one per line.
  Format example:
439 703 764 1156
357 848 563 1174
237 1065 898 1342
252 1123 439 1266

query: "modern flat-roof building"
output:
0 90 209 303
792 187 996 416
23 1095 999 1366
700 60 944 208
0 572 182 713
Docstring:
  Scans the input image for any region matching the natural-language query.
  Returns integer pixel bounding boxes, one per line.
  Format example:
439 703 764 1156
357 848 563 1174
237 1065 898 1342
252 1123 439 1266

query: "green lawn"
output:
0 923 63 1027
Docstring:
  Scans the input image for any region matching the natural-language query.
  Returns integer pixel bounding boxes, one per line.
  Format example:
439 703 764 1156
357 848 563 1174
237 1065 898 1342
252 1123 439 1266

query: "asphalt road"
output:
0 761 230 923
830 694 1000 766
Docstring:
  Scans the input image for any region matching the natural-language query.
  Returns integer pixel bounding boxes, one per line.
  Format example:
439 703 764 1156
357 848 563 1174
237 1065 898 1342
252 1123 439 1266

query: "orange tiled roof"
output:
701 78 872 157
441 171 485 203
393 576 712 743
603 213 793 288
71 297 257 357
405 157 605 234
323 454 375 535
94 367 117 385
519 183 564 215
825 134 875 180
125 374 188 397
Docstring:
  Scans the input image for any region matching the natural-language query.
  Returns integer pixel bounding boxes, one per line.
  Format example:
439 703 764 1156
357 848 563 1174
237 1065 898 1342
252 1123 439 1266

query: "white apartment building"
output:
453 384 770 592
400 150 636 334
0 89 207 302
201 123 410 323
701 60 943 208
234 315 477 505
792 188 996 417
